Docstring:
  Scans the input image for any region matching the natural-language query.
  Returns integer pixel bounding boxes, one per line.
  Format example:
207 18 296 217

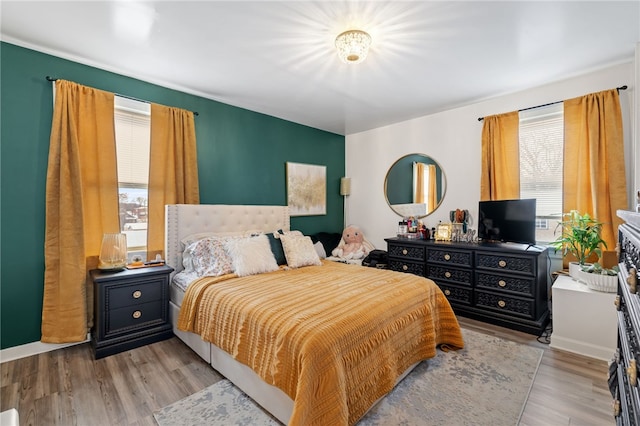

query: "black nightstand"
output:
90 264 174 359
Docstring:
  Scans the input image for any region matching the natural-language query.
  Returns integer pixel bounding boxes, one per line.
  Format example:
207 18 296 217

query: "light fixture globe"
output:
335 29 371 64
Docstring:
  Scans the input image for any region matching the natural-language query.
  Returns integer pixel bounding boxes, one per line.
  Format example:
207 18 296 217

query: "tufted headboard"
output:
165 204 290 278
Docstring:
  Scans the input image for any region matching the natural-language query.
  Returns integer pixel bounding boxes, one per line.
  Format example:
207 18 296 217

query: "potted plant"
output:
578 263 619 293
550 210 607 279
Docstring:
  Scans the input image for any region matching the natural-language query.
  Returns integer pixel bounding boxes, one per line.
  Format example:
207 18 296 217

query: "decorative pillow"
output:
183 237 234 277
266 230 287 265
224 234 279 277
313 241 327 259
180 230 261 250
281 234 322 268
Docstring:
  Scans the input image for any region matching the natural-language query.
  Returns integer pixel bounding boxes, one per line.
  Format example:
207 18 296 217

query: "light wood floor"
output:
1 317 614 426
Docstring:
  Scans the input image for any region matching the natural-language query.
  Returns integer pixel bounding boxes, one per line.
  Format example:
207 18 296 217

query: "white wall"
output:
346 61 636 249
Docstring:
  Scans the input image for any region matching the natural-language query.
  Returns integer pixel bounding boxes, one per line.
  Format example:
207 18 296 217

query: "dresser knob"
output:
628 268 637 294
497 300 506 308
132 310 142 319
133 290 142 299
444 254 451 261
444 289 451 296
498 280 506 287
402 264 408 271
627 359 637 386
498 260 507 268
613 400 621 417
444 271 452 278
615 295 621 310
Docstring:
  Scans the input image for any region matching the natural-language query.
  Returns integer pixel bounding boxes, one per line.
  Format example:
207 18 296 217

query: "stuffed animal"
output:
332 225 370 260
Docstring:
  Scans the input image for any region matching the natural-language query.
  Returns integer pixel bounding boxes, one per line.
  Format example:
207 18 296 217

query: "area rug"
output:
154 328 543 426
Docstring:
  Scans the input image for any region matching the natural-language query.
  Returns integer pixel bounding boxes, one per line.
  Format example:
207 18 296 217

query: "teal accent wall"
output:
0 42 345 349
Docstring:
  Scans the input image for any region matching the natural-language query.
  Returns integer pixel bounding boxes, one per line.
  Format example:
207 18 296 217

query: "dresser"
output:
611 210 640 424
386 238 549 335
90 265 174 359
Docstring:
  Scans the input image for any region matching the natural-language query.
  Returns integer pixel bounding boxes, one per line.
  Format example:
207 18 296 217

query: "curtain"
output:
564 89 627 261
428 164 437 211
42 80 118 343
480 111 520 201
413 162 425 203
147 103 200 260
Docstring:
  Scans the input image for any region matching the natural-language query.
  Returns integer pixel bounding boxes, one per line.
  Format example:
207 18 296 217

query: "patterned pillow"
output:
183 237 234 277
281 234 322 268
224 234 279 277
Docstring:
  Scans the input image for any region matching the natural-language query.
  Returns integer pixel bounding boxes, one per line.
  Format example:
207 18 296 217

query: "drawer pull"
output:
628 268 637 294
497 300 506 308
444 289 451 296
402 249 408 255
498 280 506 287
133 290 142 299
498 260 507 268
614 295 621 310
444 254 451 261
444 271 452 278
627 359 637 386
402 264 408 271
614 400 620 417
132 310 142 319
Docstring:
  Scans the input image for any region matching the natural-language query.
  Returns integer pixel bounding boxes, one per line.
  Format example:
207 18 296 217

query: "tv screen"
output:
478 199 537 245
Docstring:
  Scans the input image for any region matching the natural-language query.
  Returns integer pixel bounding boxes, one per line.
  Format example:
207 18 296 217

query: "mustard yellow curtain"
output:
428 164 437 211
42 80 118 343
564 89 627 257
413 162 426 203
147 104 199 259
480 111 520 201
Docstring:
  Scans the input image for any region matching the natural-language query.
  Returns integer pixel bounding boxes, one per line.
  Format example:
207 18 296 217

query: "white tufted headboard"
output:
165 204 290 278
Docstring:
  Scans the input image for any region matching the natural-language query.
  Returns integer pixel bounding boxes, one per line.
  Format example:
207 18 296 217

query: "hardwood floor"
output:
1 318 614 425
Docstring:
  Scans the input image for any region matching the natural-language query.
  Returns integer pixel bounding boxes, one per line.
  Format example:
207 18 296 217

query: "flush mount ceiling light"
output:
335 29 371 64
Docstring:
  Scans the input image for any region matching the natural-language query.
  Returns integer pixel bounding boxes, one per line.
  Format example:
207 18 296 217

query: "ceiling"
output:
1 1 638 135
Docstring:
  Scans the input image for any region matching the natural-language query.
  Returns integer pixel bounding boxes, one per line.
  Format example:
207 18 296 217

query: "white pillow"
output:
183 237 234 277
313 241 327 259
281 234 322 268
224 234 279 277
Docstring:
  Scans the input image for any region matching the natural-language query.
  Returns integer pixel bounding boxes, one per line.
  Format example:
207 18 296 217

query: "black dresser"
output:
386 237 549 335
612 210 640 424
90 265 174 359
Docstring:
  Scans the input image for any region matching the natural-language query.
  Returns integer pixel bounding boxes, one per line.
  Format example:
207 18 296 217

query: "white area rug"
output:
154 328 543 425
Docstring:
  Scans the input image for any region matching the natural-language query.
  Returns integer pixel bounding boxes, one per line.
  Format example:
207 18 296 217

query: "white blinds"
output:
114 97 150 187
519 103 563 218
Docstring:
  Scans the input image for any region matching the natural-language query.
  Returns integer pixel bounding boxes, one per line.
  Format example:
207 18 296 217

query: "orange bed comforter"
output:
178 260 463 425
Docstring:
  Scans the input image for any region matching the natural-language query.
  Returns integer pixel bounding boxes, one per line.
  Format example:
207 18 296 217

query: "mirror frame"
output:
384 153 447 218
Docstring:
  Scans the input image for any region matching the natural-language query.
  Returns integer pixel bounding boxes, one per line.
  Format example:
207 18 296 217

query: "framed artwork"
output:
435 222 452 241
286 162 326 216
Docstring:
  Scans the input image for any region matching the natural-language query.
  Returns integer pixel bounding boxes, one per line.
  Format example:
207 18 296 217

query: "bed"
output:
165 204 464 426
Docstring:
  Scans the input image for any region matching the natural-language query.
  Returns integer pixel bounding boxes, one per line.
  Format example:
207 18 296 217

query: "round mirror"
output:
384 153 447 218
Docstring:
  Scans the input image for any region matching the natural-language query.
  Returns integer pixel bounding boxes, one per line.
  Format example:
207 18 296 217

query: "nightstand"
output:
90 265 174 359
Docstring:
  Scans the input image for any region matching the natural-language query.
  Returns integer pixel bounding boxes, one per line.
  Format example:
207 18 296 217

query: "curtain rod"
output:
46 76 199 116
477 85 628 122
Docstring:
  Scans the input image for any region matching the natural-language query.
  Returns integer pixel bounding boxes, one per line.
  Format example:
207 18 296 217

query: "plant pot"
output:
569 262 584 280
577 270 618 293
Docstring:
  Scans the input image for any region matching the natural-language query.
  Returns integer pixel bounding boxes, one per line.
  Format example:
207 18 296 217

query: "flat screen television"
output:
478 198 537 245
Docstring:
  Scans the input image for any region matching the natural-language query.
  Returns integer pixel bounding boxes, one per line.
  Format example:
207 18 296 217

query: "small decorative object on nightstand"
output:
90 264 174 359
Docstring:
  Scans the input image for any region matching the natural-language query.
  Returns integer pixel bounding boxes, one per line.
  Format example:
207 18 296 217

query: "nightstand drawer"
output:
475 272 535 297
108 300 164 333
427 248 472 268
108 280 163 309
475 252 535 276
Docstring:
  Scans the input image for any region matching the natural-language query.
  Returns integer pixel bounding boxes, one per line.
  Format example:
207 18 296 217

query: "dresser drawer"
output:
438 283 472 306
427 248 472 268
475 252 535 276
475 290 535 319
107 279 163 309
107 300 164 334
427 265 472 287
388 243 425 261
475 272 535 297
389 259 424 276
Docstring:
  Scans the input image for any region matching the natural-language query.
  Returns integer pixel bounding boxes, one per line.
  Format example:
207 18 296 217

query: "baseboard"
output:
550 334 615 361
0 334 90 363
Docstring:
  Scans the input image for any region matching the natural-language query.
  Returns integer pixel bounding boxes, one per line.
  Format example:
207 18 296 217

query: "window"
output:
114 96 151 253
519 103 563 243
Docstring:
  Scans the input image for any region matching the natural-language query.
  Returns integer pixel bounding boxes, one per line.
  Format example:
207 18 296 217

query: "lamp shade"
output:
340 177 351 196
335 30 371 64
98 233 128 270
